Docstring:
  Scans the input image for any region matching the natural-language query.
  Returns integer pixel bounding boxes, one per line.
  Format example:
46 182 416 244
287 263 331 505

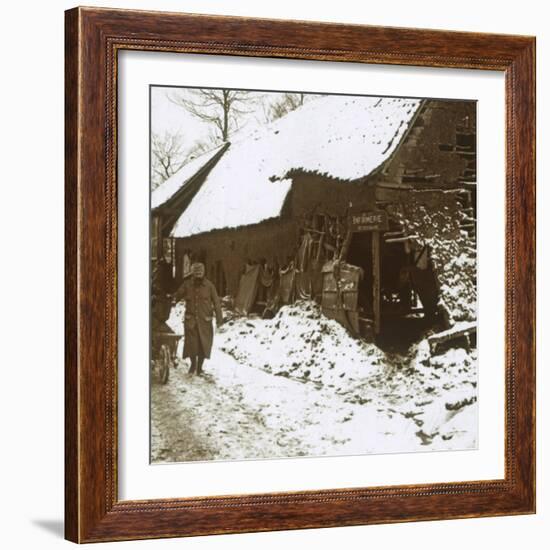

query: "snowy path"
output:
152 300 478 463
151 347 353 462
151 348 318 462
151 344 476 463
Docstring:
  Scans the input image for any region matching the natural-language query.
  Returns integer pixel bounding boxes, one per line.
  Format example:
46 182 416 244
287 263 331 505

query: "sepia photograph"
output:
149 86 478 463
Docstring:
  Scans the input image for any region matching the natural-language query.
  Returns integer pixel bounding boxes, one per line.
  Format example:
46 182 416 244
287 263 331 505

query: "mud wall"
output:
284 172 377 218
175 219 299 295
174 174 378 295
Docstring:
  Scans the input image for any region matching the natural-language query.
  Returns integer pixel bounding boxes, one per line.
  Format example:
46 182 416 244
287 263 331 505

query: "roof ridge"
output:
169 96 422 238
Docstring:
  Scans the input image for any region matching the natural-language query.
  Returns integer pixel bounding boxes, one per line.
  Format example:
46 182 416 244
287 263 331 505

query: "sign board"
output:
350 210 389 232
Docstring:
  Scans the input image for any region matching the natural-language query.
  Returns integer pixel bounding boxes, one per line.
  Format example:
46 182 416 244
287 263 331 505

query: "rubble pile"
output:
218 300 385 392
389 195 477 324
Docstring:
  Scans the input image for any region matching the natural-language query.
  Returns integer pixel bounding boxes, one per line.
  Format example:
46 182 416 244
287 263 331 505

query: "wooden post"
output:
339 228 353 261
372 230 381 335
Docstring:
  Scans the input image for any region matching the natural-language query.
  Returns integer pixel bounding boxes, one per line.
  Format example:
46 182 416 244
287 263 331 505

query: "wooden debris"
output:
428 321 477 355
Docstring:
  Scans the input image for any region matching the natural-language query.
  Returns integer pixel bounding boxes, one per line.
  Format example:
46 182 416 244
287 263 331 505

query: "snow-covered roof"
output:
171 95 422 238
151 144 226 210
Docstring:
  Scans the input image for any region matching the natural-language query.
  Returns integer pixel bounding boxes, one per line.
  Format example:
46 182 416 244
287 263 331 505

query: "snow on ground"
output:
217 301 477 449
155 300 477 462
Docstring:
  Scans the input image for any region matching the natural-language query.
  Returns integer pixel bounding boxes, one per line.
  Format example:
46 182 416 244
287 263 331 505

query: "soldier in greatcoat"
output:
173 262 223 376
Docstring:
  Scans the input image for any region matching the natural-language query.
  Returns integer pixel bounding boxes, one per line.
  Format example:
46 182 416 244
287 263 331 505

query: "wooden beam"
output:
372 230 381 334
338 228 353 261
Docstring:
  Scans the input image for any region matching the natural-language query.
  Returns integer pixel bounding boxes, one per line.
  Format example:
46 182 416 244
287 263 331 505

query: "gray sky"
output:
151 86 208 140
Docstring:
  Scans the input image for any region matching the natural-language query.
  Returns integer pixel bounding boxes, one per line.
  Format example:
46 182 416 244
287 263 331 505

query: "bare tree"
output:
151 131 187 190
169 89 258 142
185 130 220 160
268 93 306 121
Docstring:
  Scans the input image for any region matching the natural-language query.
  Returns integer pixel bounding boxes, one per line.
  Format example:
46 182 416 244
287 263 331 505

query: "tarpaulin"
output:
278 266 296 305
296 232 314 271
295 270 312 300
235 264 261 315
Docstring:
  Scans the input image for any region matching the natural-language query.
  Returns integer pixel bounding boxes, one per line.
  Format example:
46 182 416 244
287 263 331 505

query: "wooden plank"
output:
427 321 477 354
372 230 381 334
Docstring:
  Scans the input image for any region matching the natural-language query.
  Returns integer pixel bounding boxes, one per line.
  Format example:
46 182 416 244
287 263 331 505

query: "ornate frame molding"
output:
65 7 535 542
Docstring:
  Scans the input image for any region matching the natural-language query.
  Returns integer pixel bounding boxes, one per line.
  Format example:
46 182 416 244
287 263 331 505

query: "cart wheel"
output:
159 344 171 384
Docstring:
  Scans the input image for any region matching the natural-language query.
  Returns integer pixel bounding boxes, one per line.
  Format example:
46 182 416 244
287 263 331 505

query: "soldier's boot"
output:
196 356 205 376
188 357 197 376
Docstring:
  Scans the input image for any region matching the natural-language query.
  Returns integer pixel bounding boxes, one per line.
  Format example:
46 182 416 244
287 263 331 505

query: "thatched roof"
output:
170 95 422 238
151 143 227 210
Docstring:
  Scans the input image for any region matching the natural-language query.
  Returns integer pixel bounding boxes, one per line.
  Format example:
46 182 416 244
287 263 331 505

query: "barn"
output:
151 95 477 339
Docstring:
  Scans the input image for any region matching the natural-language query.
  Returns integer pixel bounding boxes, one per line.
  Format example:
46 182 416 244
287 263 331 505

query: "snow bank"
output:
171 96 421 238
218 300 478 450
168 299 477 452
217 300 386 392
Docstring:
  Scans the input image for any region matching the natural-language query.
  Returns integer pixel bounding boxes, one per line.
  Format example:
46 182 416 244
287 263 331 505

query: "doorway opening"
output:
346 231 440 350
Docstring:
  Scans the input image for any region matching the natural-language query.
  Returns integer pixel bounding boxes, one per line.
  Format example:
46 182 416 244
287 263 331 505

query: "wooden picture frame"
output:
65 6 536 543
